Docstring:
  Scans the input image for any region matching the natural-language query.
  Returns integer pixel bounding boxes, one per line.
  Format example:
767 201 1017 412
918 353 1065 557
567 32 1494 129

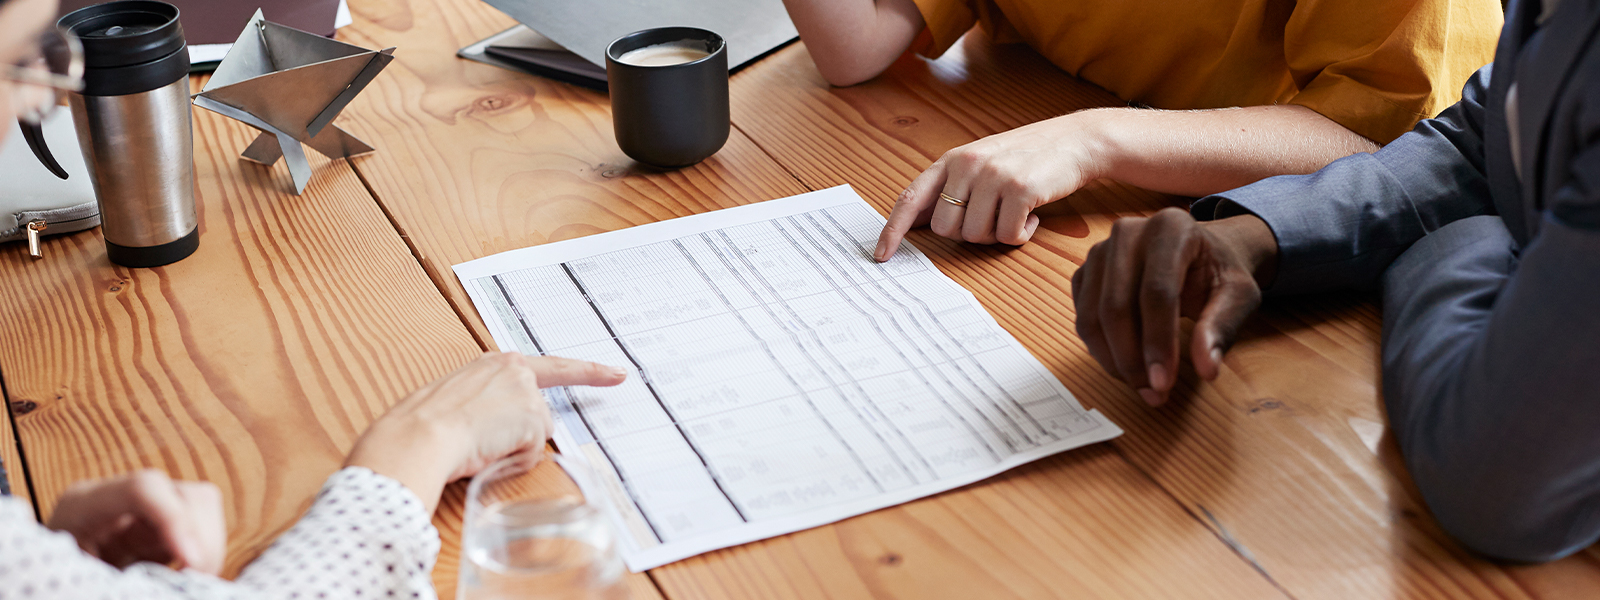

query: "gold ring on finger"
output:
939 192 967 207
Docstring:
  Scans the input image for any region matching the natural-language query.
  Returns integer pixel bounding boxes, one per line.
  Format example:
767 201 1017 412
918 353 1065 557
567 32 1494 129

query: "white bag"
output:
0 111 101 258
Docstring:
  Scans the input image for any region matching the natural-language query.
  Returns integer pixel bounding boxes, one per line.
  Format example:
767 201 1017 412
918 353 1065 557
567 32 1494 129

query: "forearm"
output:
1084 104 1379 197
780 0 924 86
344 414 458 515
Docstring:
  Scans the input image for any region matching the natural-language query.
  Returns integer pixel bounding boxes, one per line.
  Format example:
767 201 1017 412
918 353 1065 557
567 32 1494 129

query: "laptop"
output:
459 0 799 91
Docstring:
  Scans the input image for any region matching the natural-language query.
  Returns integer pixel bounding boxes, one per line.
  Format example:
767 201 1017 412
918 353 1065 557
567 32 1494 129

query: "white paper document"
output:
454 185 1122 570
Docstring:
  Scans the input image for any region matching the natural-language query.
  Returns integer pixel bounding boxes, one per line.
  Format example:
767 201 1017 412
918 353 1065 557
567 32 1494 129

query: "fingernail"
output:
1147 363 1167 390
611 366 628 378
1138 388 1163 407
1211 347 1224 366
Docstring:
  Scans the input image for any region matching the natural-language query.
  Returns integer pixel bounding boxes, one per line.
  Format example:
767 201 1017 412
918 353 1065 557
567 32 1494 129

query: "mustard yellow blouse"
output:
911 0 1503 143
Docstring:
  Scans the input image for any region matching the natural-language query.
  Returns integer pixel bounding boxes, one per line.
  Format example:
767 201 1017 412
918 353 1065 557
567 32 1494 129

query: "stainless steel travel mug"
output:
60 1 197 267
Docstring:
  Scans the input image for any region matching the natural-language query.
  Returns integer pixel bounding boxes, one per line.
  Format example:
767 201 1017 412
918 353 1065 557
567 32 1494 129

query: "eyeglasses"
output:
1 27 85 125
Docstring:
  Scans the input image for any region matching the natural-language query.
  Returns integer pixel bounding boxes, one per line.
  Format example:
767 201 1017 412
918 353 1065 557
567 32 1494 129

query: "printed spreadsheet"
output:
455 185 1122 570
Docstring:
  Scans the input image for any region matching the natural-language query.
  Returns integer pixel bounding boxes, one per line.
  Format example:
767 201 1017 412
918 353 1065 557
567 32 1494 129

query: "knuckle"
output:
1085 241 1105 262
962 221 992 242
1102 299 1134 325
131 469 170 493
63 480 98 497
542 362 571 382
1000 176 1036 198
1153 207 1190 223
1109 218 1138 238
1141 281 1179 309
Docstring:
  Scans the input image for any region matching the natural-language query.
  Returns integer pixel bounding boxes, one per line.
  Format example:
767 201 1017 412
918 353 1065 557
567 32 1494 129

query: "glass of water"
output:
458 451 628 600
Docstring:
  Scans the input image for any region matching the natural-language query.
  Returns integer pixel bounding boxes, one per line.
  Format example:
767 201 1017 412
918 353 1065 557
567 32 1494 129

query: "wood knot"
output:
107 278 130 293
890 116 918 127
601 168 625 179
1247 399 1284 414
9 400 37 415
475 96 511 111
878 552 903 566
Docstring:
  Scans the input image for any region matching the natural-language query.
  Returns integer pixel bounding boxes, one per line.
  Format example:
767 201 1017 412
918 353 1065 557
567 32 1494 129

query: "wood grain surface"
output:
0 78 482 578
723 34 1600 599
331 0 1314 597
649 443 1287 600
0 0 1592 598
0 386 31 510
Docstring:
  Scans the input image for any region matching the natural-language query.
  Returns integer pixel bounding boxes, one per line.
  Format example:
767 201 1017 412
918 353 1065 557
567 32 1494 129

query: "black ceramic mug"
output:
605 27 729 168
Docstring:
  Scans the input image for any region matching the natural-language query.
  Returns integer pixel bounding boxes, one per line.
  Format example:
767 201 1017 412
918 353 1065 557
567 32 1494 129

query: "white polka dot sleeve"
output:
0 466 441 600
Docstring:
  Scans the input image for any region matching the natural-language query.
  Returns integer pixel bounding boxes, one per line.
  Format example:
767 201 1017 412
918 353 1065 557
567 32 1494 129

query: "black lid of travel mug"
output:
59 1 188 96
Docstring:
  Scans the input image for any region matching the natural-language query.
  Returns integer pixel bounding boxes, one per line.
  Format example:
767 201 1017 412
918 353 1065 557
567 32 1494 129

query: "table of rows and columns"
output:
0 0 1595 598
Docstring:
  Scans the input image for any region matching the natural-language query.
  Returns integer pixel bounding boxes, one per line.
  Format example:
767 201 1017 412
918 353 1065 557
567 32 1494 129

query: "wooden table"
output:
2 0 1597 597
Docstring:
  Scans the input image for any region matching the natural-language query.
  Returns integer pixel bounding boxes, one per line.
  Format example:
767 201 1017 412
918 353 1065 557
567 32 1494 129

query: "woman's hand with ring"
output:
875 110 1111 261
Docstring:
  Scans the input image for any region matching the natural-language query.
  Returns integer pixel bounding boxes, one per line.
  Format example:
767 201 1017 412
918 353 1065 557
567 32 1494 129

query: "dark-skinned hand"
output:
1071 208 1278 406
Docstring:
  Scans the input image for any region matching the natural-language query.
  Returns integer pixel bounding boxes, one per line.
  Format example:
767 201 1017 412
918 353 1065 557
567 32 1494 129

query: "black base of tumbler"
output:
106 227 199 268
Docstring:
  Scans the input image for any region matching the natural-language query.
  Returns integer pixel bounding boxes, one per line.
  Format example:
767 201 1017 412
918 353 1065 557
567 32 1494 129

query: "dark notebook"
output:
459 0 798 91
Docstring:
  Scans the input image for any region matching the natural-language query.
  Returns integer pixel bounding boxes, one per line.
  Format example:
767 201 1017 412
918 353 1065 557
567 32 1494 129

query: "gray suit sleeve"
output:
1191 66 1496 294
1194 63 1600 561
1377 101 1600 561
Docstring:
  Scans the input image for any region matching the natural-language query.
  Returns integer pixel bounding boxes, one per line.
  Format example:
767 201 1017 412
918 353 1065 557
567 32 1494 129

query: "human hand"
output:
1071 209 1278 406
875 112 1110 261
345 352 627 512
47 470 227 574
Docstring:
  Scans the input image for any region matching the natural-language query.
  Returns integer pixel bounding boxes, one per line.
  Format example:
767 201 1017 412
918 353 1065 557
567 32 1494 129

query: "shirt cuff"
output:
1191 176 1325 296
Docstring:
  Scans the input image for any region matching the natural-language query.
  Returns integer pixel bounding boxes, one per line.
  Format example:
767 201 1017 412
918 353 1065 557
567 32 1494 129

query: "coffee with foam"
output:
618 42 710 66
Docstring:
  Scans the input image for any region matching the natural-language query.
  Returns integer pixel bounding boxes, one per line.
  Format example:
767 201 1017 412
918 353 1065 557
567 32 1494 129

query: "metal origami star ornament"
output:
193 10 395 194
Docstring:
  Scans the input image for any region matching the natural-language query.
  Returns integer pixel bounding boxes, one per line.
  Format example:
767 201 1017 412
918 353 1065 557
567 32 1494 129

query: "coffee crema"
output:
617 42 710 66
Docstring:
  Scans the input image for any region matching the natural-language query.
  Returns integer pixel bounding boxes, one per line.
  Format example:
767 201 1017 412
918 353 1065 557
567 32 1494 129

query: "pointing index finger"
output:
876 162 947 261
526 356 629 388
